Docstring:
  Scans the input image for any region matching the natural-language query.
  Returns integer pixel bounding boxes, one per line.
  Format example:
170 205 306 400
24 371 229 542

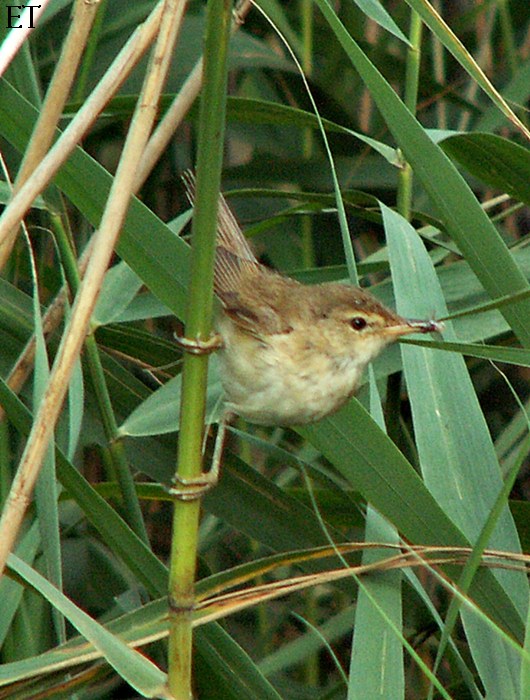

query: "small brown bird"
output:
184 175 442 427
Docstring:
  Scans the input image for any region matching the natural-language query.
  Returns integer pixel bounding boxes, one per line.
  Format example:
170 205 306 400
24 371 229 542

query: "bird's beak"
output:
385 318 444 338
406 318 444 333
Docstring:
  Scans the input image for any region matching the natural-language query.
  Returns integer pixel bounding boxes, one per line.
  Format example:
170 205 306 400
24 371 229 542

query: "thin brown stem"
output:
0 1 164 254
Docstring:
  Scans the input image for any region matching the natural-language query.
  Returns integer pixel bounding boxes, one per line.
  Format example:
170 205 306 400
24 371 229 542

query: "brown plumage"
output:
183 173 442 425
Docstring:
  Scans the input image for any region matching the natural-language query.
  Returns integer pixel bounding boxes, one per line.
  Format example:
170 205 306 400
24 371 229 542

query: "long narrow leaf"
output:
5 555 168 698
384 203 527 697
349 372 404 699
402 339 530 368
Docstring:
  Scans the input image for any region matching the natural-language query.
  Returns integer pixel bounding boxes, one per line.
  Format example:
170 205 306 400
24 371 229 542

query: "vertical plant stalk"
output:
73 0 110 102
397 10 423 221
387 11 423 445
166 1 232 697
0 0 186 580
300 0 315 270
431 0 447 129
457 4 496 132
298 7 319 684
0 0 101 271
51 214 149 542
497 0 518 77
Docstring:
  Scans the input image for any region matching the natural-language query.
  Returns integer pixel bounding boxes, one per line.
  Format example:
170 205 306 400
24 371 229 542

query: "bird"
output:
182 173 442 428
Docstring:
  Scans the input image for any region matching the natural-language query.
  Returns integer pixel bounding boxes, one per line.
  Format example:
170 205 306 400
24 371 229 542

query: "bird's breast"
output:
216 321 365 425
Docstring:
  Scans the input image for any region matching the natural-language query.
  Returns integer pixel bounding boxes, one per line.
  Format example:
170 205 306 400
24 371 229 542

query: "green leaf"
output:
522 601 530 699
402 339 530 368
226 97 400 165
349 374 404 697
119 355 223 438
0 523 40 648
5 555 168 697
195 624 282 700
441 133 530 206
93 261 144 327
0 596 168 686
108 292 173 323
384 203 526 697
27 224 65 645
353 0 409 44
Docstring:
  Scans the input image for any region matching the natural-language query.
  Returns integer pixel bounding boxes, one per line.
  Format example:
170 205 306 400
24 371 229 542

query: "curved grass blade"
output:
5 554 168 698
353 0 409 44
441 133 530 206
402 339 530 368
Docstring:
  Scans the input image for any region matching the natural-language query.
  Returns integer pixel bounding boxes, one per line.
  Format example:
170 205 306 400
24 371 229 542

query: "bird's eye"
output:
350 317 367 331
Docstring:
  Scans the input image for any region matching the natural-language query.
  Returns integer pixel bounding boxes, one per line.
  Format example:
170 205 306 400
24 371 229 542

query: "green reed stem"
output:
50 212 149 543
300 0 315 270
390 11 423 441
397 11 423 221
167 1 232 697
497 0 518 77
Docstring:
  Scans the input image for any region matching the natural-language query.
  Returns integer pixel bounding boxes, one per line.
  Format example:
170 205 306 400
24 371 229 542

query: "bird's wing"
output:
182 170 256 261
215 248 295 336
